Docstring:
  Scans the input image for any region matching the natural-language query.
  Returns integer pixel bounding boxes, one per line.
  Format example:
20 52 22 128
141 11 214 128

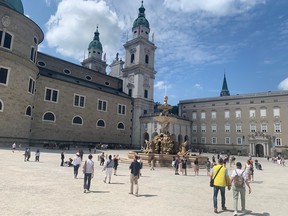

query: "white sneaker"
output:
84 189 86 193
233 211 237 216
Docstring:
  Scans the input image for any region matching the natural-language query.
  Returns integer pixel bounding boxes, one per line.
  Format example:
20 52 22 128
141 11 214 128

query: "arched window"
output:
145 54 149 64
117 122 125 130
96 119 105 128
0 99 3 111
72 116 83 125
25 106 32 116
43 112 55 122
130 54 135 64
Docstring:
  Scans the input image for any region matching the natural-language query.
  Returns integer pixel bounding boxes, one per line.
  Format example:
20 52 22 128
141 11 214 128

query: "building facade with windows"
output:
179 76 288 157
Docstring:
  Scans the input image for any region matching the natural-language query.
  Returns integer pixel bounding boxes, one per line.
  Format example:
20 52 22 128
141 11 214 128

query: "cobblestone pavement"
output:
0 148 287 216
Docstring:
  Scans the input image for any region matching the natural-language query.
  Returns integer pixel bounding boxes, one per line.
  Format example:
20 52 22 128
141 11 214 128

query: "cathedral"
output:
1 0 287 157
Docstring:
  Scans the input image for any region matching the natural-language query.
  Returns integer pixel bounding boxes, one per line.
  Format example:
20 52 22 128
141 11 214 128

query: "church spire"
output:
220 73 230 96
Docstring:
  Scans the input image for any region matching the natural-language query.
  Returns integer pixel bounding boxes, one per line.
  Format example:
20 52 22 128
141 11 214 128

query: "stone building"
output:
179 75 288 157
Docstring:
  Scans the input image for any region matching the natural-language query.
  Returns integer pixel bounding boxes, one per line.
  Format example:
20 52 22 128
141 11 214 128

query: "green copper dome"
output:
88 28 103 51
0 0 24 14
132 1 150 29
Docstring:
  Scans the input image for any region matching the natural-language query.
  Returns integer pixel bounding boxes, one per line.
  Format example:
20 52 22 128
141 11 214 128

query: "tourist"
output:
113 155 120 175
244 160 252 182
181 156 187 175
103 155 114 184
210 158 231 213
24 148 31 162
60 151 65 166
230 162 251 216
150 154 155 171
137 155 143 176
83 154 94 193
194 158 199 176
35 149 40 162
174 156 180 175
78 149 84 161
72 152 81 178
100 152 105 166
206 158 211 176
12 143 16 153
129 155 141 197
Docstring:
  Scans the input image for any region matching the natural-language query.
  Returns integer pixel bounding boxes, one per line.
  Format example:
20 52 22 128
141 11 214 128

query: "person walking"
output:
24 148 31 162
72 152 81 178
129 155 141 197
60 151 65 166
210 158 231 213
230 162 251 216
194 158 199 176
103 155 114 184
113 155 120 175
174 156 180 175
83 154 94 193
181 156 187 175
100 152 105 166
206 158 211 176
150 154 155 171
35 149 40 162
12 143 16 153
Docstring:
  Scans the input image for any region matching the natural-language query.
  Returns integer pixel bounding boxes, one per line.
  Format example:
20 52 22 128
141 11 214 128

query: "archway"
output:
255 144 264 157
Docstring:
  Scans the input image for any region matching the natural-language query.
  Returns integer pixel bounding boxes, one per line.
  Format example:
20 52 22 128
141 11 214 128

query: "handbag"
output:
210 166 223 187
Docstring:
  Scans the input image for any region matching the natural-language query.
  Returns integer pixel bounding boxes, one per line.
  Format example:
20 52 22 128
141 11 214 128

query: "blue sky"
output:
21 0 288 105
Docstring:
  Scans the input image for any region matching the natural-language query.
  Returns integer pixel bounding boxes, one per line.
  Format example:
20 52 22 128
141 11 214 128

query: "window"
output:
130 54 135 63
28 77 35 94
273 108 280 117
118 104 126 115
98 100 107 111
25 106 32 116
43 112 55 122
236 124 242 133
225 110 230 119
274 123 281 133
30 46 37 63
225 137 230 144
192 125 197 133
0 31 12 49
145 54 149 64
0 67 9 85
74 94 85 108
261 124 267 133
72 116 83 125
201 125 206 133
235 110 241 118
201 137 206 144
144 90 148 98
0 99 3 111
192 112 197 120
236 137 242 145
96 119 105 128
212 137 217 144
45 88 59 103
276 138 281 146
250 124 256 133
117 122 125 130
249 109 256 118
225 124 230 133
211 125 217 133
201 112 206 119
260 108 267 117
128 89 132 97
211 111 216 119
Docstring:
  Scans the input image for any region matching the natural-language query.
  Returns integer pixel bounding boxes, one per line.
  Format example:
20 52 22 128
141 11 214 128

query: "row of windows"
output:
130 53 149 64
192 137 282 146
42 112 125 129
44 87 127 115
193 123 282 134
193 108 281 120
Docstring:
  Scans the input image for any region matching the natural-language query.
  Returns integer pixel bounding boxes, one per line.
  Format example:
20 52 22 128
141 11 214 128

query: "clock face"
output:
1 16 10 27
128 75 134 83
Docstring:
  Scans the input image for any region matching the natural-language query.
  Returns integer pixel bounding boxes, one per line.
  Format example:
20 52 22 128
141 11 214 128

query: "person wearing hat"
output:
230 162 251 216
72 152 81 178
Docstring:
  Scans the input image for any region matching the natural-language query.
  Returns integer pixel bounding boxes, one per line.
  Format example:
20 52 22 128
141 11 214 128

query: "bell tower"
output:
122 1 157 147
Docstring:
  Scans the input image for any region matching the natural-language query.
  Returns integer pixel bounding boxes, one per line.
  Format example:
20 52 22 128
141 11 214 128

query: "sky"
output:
21 0 288 105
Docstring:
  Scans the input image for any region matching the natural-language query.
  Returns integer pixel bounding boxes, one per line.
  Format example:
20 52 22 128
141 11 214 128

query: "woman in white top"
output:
244 160 251 182
72 152 81 178
103 155 114 184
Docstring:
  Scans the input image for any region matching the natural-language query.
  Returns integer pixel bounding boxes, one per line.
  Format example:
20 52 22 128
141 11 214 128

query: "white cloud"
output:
194 83 203 90
163 0 266 16
154 81 172 90
278 78 288 90
45 0 124 63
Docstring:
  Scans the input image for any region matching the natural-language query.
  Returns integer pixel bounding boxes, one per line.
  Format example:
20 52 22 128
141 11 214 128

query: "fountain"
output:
128 96 207 167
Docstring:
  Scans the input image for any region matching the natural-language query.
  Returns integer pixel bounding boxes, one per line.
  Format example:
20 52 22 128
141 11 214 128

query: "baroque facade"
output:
179 75 288 157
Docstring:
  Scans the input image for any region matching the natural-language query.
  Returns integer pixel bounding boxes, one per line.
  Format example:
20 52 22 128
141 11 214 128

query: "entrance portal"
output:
255 144 264 157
